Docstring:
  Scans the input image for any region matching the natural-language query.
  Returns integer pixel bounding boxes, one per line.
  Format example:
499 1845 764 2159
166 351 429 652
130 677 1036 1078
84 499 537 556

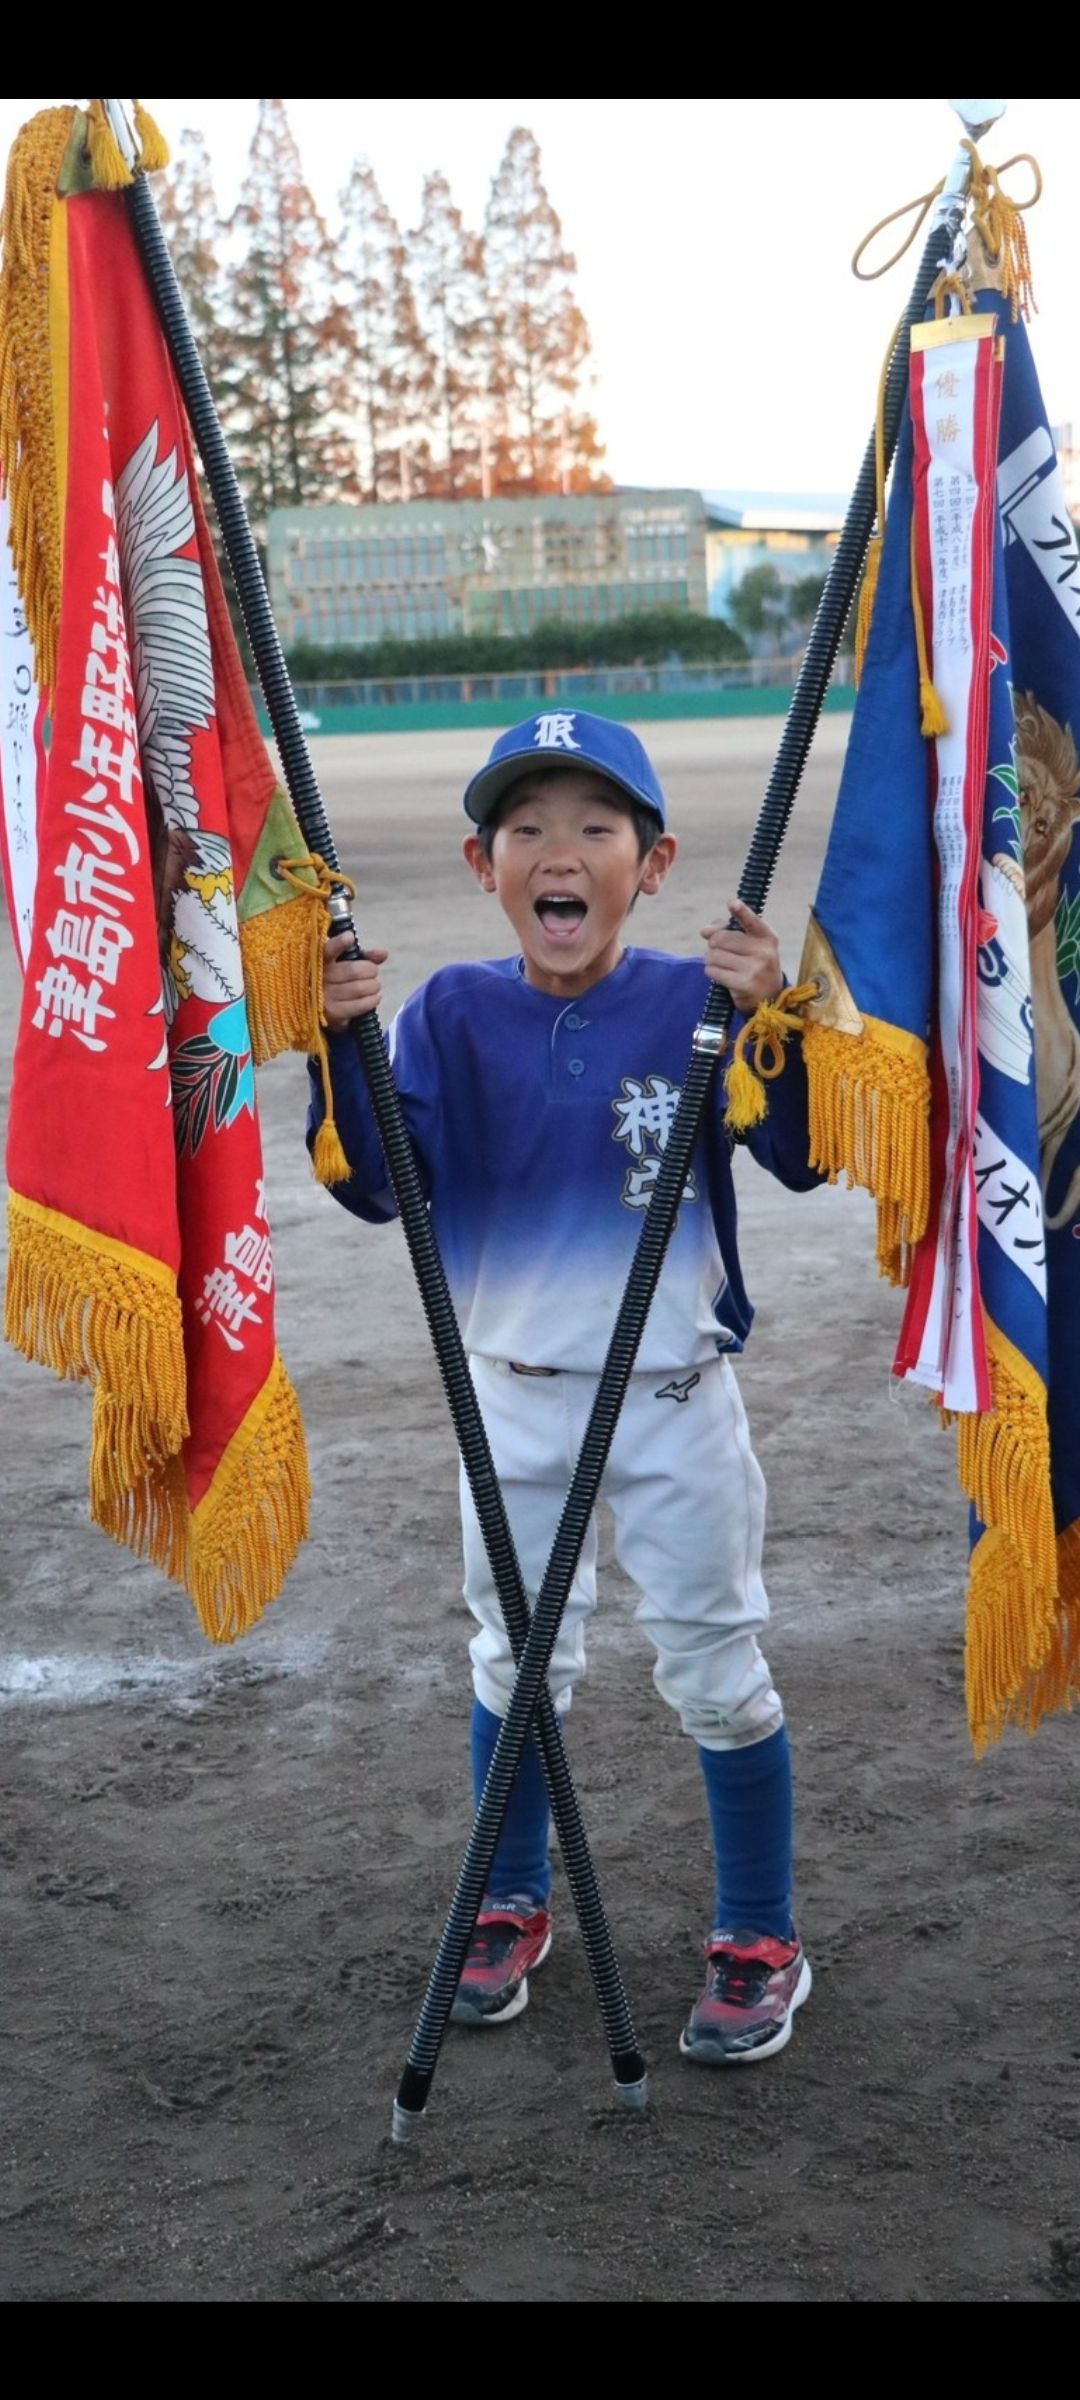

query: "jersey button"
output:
568 1058 585 1076
565 1013 583 1029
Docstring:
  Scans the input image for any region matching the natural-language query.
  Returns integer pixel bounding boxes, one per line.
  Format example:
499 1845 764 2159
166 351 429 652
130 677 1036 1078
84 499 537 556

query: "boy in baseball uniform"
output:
308 711 822 2064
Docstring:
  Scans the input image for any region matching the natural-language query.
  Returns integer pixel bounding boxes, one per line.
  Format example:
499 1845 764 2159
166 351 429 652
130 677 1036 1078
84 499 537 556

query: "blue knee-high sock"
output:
470 1699 552 1908
697 1724 794 1940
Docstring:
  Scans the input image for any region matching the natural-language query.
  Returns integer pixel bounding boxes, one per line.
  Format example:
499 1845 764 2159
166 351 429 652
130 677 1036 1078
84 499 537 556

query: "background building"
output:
704 490 846 625
268 453 1080 659
267 489 709 650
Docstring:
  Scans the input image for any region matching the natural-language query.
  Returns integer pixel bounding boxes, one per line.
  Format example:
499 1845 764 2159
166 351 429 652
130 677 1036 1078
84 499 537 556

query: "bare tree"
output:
218 98 359 528
408 170 488 498
155 128 232 402
481 127 608 495
339 160 434 503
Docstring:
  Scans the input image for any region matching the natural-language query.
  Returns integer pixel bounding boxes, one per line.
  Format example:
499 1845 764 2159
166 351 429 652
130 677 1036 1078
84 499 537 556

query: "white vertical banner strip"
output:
0 485 43 970
904 316 998 1410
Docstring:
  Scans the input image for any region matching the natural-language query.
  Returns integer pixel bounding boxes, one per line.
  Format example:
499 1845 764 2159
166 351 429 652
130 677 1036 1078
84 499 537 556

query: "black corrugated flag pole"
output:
390 104 1001 2138
103 98 648 2112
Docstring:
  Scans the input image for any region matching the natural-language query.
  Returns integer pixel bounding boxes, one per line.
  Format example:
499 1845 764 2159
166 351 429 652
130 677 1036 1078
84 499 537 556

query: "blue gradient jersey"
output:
307 948 823 1374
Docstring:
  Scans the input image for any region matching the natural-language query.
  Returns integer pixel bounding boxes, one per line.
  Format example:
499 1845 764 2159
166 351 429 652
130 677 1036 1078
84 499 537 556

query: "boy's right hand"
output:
322 931 388 1027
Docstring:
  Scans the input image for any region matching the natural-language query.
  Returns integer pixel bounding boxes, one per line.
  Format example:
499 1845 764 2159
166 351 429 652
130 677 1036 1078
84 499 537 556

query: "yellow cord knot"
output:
963 141 1040 321
723 981 819 1133
275 853 358 1187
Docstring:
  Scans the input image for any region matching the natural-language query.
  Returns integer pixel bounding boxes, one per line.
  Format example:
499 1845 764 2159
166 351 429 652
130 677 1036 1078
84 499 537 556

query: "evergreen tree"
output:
729 563 786 648
339 160 434 503
408 171 488 498
480 127 607 496
787 568 830 627
217 98 359 528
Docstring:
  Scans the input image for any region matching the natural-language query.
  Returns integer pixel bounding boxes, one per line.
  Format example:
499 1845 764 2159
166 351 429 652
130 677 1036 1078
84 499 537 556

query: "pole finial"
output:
948 99 1007 141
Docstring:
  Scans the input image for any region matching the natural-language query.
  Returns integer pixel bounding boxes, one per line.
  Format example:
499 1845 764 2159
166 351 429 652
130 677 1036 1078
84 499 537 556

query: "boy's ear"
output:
463 832 497 891
637 833 678 897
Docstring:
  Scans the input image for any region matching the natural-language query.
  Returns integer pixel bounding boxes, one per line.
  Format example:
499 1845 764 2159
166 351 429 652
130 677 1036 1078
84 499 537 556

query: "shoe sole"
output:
678 1954 812 2066
450 1927 553 2028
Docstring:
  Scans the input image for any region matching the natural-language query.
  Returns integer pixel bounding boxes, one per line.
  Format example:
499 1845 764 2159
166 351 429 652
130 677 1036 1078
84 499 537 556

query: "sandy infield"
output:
2 713 1078 2303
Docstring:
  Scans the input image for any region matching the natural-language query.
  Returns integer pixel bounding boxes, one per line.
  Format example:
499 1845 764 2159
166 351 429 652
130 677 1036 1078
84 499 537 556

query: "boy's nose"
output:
539 849 582 874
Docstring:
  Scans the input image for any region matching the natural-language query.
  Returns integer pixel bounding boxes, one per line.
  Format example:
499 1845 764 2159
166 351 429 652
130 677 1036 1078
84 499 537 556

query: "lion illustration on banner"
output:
992 693 1080 1229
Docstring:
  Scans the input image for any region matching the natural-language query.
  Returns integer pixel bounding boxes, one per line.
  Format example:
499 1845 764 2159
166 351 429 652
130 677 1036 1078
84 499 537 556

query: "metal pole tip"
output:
948 98 1007 140
390 2100 424 2146
613 2074 650 2112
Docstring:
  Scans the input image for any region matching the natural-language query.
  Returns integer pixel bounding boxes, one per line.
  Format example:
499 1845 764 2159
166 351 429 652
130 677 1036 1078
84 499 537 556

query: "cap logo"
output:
533 712 581 752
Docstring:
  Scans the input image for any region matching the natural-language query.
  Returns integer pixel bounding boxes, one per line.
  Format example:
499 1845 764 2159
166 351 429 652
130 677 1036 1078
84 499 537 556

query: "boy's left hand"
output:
702 899 784 1014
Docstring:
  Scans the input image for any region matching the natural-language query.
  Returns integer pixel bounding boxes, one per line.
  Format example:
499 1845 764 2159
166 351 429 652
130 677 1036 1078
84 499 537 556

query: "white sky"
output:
2 98 1076 498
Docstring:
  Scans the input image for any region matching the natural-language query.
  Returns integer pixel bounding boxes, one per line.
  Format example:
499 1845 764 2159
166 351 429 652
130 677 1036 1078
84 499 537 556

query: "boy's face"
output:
463 771 676 998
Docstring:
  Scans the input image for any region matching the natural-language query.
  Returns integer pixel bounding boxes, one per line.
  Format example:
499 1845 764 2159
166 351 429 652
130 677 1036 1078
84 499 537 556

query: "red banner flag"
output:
1 104 329 1638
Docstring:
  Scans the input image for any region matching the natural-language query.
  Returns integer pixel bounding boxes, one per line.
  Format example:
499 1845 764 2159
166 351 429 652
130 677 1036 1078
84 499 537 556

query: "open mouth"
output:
535 895 588 939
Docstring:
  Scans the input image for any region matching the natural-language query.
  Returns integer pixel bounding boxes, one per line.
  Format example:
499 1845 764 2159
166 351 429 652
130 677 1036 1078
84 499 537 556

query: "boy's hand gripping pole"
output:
105 100 648 2126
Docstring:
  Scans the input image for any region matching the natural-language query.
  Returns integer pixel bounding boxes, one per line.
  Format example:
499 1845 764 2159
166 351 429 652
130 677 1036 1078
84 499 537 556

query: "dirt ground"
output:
3 712 1080 2305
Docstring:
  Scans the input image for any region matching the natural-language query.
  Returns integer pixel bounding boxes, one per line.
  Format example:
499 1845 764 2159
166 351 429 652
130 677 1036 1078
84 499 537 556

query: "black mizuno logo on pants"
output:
654 1373 701 1403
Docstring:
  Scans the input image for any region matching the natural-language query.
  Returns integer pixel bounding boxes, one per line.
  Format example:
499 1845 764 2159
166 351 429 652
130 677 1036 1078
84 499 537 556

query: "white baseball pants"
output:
461 1353 784 1751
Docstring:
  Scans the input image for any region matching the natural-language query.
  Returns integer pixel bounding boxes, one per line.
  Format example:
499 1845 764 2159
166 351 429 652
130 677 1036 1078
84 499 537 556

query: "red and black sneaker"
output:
449 1897 553 2027
679 1929 811 2065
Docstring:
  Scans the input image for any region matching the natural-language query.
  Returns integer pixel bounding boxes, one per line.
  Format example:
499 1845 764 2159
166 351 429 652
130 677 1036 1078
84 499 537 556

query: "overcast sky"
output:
1 98 1075 499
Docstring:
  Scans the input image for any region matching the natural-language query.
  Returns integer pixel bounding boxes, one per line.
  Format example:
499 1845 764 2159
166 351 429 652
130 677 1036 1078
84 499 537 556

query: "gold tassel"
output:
723 1049 768 1132
84 98 132 191
723 982 819 1134
273 853 358 1185
133 102 170 172
313 1114 354 1186
854 535 881 688
909 510 949 737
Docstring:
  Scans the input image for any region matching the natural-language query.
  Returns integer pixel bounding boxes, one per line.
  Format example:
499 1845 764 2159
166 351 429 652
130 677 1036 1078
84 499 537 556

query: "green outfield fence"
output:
253 656 858 738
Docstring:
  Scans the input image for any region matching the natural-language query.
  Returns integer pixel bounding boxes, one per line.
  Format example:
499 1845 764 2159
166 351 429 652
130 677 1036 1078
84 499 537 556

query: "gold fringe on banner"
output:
188 1353 311 1643
91 1430 191 1584
951 1324 1057 1588
0 103 75 691
5 1192 189 1480
966 1520 1079 1751
95 1352 310 1644
966 1526 1058 1750
951 1322 1061 1749
241 891 333 1066
802 1016 931 1283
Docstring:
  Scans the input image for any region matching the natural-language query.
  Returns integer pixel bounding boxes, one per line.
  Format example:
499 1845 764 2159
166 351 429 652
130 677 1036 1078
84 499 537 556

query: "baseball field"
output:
2 714 1078 2302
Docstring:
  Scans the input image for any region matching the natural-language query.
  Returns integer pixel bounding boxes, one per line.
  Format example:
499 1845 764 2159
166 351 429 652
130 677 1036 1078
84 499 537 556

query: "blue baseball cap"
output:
462 709 667 829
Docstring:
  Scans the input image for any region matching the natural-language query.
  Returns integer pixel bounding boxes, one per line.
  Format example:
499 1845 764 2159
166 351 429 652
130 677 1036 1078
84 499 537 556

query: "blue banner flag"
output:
801 260 1080 1748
